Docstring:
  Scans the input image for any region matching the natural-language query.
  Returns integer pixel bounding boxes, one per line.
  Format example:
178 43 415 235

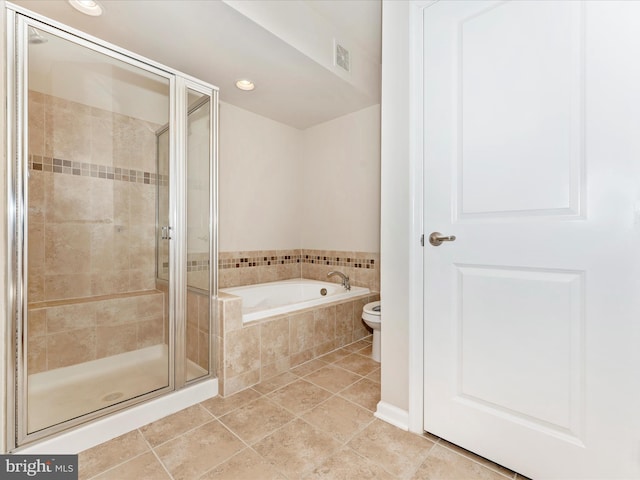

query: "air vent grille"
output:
335 42 350 73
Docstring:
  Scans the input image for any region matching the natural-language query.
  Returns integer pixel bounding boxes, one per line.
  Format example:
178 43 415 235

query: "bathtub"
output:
220 279 370 323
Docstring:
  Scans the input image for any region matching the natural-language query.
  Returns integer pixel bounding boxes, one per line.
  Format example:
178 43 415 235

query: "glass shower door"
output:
23 22 172 436
185 89 212 382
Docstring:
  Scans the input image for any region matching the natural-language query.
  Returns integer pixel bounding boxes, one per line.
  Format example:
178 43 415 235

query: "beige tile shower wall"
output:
216 292 380 396
27 91 161 302
27 291 166 375
218 249 380 292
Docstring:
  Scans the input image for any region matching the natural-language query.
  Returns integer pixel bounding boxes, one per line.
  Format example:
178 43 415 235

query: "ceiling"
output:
10 0 382 129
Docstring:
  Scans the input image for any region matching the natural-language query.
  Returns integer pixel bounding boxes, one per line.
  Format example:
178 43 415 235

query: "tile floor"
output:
79 337 529 480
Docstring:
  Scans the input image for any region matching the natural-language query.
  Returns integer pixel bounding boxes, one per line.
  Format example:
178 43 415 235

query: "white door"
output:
422 1 640 478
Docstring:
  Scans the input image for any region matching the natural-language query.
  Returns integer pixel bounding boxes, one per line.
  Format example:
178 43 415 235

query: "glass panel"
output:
25 26 171 433
185 90 211 381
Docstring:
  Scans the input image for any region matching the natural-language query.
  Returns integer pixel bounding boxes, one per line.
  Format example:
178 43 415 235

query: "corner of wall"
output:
380 0 411 415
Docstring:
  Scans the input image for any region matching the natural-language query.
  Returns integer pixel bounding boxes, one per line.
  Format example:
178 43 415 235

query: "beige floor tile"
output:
366 368 381 384
253 371 299 394
339 378 381 411
342 339 372 352
349 420 435 478
139 404 213 447
219 396 295 444
302 395 375 443
154 420 244 480
253 418 341 478
93 452 171 480
291 358 328 376
356 343 373 357
412 444 511 480
303 447 397 480
200 388 262 417
79 430 149 480
438 440 517 478
317 348 352 364
334 353 379 376
200 448 287 480
267 379 333 415
304 364 362 393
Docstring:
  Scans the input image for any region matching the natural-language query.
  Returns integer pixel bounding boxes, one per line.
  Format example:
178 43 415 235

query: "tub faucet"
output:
328 271 350 290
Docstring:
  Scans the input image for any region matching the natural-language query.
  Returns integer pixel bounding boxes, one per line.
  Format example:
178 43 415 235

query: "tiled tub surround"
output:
27 90 162 302
186 288 211 373
27 290 166 375
216 290 379 396
219 249 380 292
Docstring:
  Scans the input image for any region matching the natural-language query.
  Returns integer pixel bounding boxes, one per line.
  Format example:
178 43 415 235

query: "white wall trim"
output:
407 0 434 435
375 401 409 431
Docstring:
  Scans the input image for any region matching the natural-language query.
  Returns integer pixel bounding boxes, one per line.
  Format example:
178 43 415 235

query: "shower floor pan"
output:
27 344 207 433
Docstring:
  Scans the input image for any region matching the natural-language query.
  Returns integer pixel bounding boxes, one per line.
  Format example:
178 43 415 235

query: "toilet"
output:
362 301 381 362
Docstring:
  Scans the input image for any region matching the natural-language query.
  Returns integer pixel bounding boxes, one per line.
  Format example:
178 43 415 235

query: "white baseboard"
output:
374 400 409 431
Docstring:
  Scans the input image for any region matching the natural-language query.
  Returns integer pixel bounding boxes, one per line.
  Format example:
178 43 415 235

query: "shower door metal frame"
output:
5 3 218 450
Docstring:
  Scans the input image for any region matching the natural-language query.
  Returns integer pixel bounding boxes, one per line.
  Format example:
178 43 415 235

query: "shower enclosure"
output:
6 6 218 449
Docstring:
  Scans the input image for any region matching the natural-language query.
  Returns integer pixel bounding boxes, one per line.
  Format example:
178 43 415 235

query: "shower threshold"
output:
27 345 206 433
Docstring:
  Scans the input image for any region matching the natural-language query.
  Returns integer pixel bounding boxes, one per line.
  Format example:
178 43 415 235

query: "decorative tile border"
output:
188 259 209 272
162 258 210 273
29 154 168 186
301 253 375 269
218 250 377 270
219 254 300 270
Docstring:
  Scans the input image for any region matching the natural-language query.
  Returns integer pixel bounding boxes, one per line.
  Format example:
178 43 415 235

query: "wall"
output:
218 101 302 252
219 102 381 292
379 0 411 416
301 104 381 253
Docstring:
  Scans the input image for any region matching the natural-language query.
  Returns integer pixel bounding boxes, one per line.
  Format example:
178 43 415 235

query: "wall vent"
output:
334 40 350 73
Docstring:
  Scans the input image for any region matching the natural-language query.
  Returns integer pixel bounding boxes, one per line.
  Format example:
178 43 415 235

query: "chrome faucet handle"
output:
327 271 350 290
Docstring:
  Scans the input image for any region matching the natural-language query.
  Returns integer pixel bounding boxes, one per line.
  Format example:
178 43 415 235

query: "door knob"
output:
429 232 456 246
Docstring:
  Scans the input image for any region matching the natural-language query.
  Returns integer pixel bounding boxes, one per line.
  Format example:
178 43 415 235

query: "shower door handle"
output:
161 226 172 240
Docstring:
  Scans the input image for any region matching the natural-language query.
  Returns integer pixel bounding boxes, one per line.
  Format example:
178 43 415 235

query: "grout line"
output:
144 418 217 450
138 432 177 480
85 448 151 480
150 447 175 480
403 440 438 480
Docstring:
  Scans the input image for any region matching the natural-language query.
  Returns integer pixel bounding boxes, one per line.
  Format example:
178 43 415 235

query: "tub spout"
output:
327 271 350 290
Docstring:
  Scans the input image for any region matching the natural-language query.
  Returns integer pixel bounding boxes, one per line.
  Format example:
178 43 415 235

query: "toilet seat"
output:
362 301 381 324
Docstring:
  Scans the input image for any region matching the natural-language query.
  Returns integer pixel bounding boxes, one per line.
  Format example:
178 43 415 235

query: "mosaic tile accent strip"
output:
188 259 209 272
28 154 168 186
301 253 376 269
218 251 377 270
161 259 209 273
219 254 301 270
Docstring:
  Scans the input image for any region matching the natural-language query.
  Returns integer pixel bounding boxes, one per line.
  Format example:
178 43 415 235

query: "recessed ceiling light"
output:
235 80 255 91
68 0 104 16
